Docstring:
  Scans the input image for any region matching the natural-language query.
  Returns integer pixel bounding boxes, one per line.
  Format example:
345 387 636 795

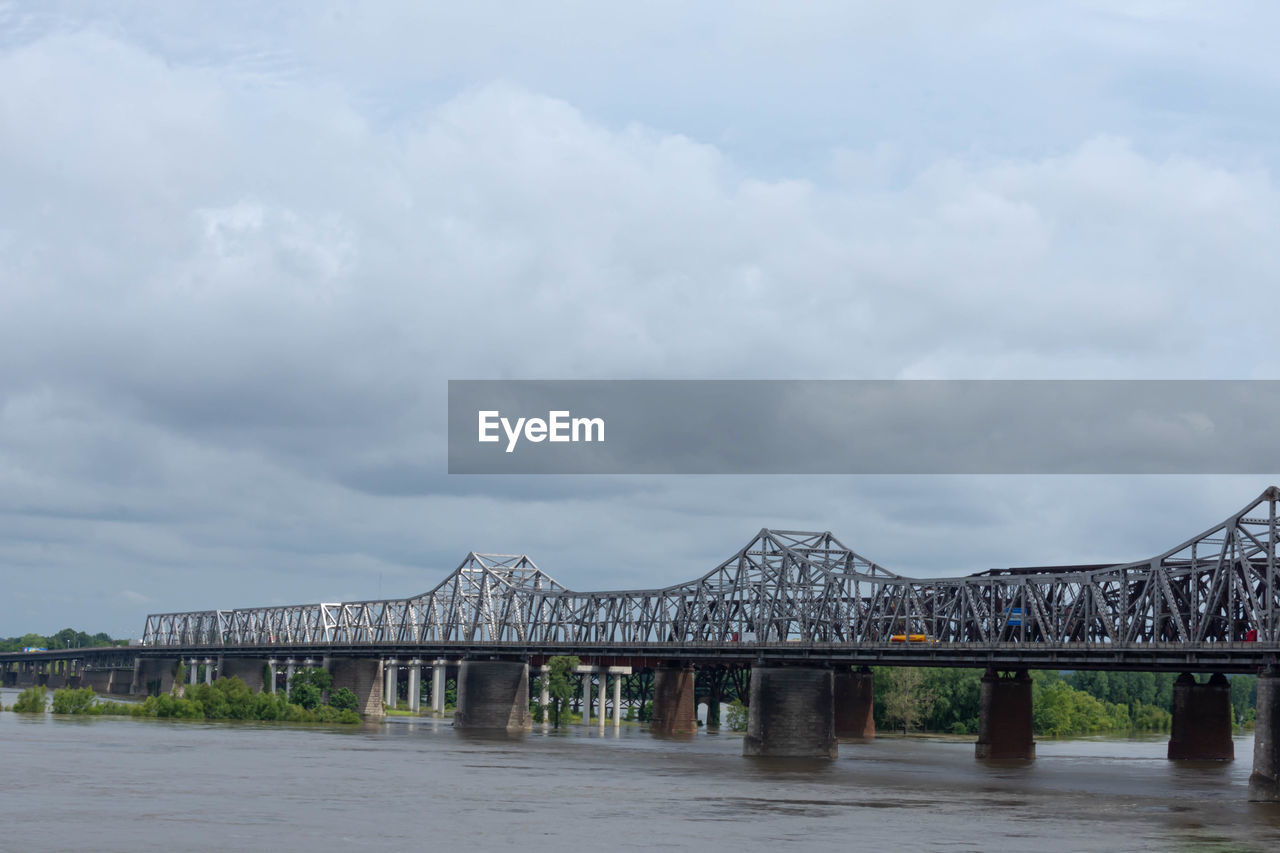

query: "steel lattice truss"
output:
143 488 1280 650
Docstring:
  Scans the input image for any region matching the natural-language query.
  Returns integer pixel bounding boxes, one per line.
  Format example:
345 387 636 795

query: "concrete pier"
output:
743 666 837 758
132 658 178 696
221 658 266 693
1249 670 1280 802
650 662 697 735
975 669 1035 760
834 666 876 741
432 660 447 713
330 658 385 718
581 668 593 725
407 660 421 712
453 660 532 732
384 659 398 709
1168 673 1234 760
267 660 277 694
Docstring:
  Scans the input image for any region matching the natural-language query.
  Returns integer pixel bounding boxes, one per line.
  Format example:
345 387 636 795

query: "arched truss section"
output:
143 488 1279 649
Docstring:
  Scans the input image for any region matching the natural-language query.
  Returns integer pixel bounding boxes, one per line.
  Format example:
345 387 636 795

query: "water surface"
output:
3 688 1277 852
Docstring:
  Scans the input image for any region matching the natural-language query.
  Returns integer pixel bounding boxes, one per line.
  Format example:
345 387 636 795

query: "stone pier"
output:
975 669 1035 760
453 659 531 732
1167 673 1234 760
650 662 697 735
1249 669 1280 802
132 658 178 697
743 666 837 758
220 658 267 693
834 666 875 741
330 658 385 718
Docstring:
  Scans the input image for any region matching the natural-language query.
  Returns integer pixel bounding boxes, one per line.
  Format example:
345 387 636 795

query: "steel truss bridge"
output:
138 488 1280 672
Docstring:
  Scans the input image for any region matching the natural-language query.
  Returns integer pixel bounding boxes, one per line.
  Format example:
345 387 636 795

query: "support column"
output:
1249 669 1280 802
581 670 593 725
597 672 607 728
384 659 398 709
432 660 446 713
330 658 385 717
1168 672 1234 760
407 660 421 712
188 659 199 685
129 658 142 694
743 666 837 758
834 666 876 741
220 658 266 693
203 659 213 685
976 669 1035 760
267 660 277 694
453 659 532 732
612 671 623 728
539 664 551 726
651 662 698 736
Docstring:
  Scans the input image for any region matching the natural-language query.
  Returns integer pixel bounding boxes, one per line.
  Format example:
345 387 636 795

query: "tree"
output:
725 699 749 732
12 685 48 713
882 667 935 735
330 687 359 712
288 667 333 709
544 656 581 729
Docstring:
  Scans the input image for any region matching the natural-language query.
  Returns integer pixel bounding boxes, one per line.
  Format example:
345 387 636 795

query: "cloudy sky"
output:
2 2 1279 638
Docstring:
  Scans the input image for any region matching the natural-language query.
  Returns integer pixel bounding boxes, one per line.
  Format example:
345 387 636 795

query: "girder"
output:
143 488 1280 655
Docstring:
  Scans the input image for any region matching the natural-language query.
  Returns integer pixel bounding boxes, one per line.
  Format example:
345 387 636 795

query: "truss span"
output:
143 488 1280 652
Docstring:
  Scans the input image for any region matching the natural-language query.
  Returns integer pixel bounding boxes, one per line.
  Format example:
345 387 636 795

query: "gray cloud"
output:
1 5 1278 636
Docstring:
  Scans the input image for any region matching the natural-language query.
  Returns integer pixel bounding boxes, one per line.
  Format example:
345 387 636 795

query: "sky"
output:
1 2 1279 638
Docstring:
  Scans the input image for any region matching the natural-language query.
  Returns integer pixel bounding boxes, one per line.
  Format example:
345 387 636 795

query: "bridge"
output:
4 486 1278 801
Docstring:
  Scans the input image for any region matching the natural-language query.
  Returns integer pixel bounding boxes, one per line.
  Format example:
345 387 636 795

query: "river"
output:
3 688 1277 852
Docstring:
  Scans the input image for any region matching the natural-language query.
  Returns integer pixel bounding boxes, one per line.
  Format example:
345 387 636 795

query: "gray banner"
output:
447 380 1280 474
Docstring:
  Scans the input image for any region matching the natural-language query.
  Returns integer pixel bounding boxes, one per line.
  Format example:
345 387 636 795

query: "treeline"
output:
0 628 128 651
871 668 1260 738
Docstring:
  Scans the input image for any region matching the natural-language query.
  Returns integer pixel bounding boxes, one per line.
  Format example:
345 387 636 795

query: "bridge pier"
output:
1167 673 1234 760
221 658 266 693
384 659 398 709
743 666 837 758
131 658 178 696
538 664 550 727
834 666 876 741
453 659 531 732
330 658 385 718
975 669 1035 760
407 660 422 712
650 662 697 735
1250 669 1280 801
432 660 447 714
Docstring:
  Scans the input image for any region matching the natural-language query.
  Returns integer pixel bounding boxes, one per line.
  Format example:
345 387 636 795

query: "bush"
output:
289 682 322 711
725 699 749 732
51 687 100 715
12 686 47 713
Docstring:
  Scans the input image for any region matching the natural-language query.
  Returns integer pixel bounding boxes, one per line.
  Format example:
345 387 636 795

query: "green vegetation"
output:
0 628 129 651
29 679 361 724
725 699 749 732
288 667 333 710
329 687 359 712
51 687 98 714
866 668 1228 737
12 685 48 713
543 655 581 729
